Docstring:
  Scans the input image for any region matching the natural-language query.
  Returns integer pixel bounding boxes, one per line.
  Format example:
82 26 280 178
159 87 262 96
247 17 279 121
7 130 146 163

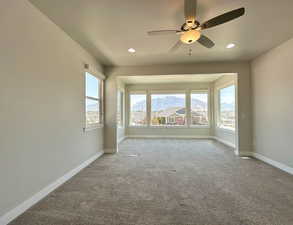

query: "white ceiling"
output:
29 0 293 66
118 74 231 84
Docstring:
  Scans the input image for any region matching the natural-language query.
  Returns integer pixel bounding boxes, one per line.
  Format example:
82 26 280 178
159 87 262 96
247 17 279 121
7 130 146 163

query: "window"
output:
151 93 186 126
117 91 123 127
218 85 235 130
129 93 147 126
191 92 209 126
85 72 102 128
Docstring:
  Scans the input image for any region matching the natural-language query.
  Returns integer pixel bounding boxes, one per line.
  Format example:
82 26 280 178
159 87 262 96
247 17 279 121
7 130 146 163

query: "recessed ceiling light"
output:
226 43 236 49
128 48 136 53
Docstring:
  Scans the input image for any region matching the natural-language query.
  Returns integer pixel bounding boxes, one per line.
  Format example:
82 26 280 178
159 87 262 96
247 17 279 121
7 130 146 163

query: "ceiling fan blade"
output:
197 35 215 48
201 7 245 30
169 40 183 52
147 30 181 36
184 0 197 25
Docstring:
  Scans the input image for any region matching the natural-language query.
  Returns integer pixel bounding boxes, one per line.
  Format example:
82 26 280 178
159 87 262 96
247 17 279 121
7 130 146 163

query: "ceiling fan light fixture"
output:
180 30 201 44
128 48 136 53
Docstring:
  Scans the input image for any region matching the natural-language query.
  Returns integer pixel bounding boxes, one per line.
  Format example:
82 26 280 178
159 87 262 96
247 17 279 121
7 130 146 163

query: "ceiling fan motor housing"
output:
181 21 200 31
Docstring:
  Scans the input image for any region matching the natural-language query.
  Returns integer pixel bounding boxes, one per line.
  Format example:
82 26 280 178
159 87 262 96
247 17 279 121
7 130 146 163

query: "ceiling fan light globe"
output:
180 30 201 44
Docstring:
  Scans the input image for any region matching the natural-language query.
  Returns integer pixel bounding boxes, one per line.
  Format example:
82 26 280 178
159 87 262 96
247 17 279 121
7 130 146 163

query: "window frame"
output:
84 72 104 131
216 82 236 132
128 91 148 127
126 90 213 129
189 90 210 128
149 91 187 127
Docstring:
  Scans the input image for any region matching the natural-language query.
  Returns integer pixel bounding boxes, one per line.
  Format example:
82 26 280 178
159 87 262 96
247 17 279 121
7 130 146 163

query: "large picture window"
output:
151 93 186 126
129 93 147 126
85 72 102 128
218 85 236 130
191 92 209 126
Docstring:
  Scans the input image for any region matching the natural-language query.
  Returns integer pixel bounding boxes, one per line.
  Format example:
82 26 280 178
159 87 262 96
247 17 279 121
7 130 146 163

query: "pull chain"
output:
188 48 192 56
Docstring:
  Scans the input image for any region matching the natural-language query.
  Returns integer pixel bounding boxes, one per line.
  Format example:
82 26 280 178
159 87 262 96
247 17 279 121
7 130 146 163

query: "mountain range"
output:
132 96 234 111
133 96 205 112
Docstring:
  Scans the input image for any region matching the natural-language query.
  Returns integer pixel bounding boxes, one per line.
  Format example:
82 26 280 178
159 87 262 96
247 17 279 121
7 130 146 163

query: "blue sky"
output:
130 94 146 108
86 72 99 98
151 94 185 100
220 85 235 104
191 93 208 103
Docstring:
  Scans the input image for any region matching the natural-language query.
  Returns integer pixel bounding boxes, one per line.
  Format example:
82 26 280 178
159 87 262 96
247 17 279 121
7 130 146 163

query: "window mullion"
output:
86 96 99 101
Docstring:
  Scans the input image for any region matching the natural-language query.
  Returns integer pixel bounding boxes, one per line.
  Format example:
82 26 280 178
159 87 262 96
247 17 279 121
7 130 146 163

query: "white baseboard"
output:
253 153 293 175
0 151 104 225
212 137 236 149
126 135 236 148
238 151 253 157
125 135 238 155
117 136 127 144
103 148 117 154
126 135 213 139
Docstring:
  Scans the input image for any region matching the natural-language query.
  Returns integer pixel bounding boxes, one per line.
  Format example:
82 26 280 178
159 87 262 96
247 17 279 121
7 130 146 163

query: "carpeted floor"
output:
9 139 293 225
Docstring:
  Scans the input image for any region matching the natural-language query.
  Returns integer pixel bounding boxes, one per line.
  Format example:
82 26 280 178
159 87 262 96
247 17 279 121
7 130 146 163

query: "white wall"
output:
252 37 293 167
0 0 104 218
125 82 212 138
213 75 237 147
105 62 252 155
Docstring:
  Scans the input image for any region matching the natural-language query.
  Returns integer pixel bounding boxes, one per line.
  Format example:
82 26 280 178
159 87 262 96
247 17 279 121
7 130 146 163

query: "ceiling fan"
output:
147 0 245 51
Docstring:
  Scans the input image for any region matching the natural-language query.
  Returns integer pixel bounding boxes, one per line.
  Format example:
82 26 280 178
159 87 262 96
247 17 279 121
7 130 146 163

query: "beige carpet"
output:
9 138 293 225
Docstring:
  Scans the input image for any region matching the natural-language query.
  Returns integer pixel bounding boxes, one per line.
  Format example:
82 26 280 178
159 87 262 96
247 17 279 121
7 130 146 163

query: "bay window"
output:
127 90 213 128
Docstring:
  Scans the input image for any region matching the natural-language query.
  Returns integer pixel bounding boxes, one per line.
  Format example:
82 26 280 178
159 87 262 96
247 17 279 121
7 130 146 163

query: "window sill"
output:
216 126 235 134
128 125 148 128
128 125 211 129
149 125 188 128
189 125 210 129
83 124 104 132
